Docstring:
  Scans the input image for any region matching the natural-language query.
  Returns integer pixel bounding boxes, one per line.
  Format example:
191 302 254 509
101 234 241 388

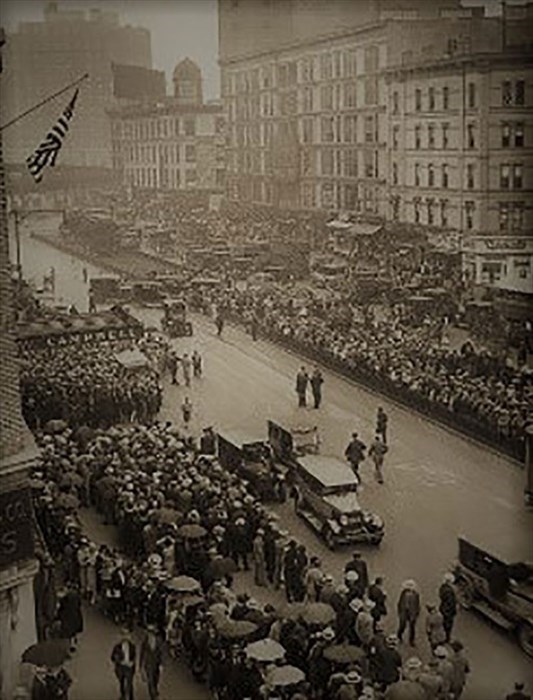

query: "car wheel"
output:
518 622 533 658
456 578 475 609
323 527 336 550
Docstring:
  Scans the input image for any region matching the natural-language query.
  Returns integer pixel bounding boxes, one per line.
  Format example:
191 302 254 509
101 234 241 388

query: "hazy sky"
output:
0 0 220 99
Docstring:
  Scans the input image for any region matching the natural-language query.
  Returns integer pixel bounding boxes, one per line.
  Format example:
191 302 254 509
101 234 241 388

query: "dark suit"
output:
111 639 136 700
140 634 163 700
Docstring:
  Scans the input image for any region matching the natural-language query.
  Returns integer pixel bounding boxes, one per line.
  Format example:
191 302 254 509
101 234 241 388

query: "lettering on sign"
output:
0 488 35 567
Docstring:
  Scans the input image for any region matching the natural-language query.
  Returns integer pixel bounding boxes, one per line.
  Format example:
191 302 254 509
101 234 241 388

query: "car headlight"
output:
339 515 349 526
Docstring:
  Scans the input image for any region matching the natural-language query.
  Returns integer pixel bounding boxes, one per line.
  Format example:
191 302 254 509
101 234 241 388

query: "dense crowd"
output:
19 334 165 430
29 421 479 700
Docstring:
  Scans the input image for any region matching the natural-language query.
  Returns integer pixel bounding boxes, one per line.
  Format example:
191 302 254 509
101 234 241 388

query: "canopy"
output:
114 348 149 369
245 638 285 662
267 665 305 687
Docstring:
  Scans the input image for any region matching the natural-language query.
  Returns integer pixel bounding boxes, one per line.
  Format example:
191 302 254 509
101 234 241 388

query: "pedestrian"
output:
181 396 192 426
140 624 163 700
439 572 458 642
417 658 445 699
345 552 369 598
111 627 136 700
397 579 421 647
31 665 72 700
344 433 366 480
252 528 267 586
167 352 178 385
305 556 324 602
192 350 202 378
56 587 83 653
368 433 388 484
199 426 216 455
181 353 191 387
425 603 446 651
434 645 455 697
215 314 224 337
250 313 258 341
505 682 531 700
376 407 388 444
368 576 388 629
230 517 250 571
450 640 470 699
310 367 324 409
296 366 309 407
283 540 300 602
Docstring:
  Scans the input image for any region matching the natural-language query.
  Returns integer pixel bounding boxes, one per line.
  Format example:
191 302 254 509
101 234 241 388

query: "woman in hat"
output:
253 528 268 587
425 604 446 651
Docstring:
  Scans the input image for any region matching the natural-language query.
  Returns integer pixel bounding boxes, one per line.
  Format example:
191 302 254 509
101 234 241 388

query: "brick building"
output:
109 59 226 193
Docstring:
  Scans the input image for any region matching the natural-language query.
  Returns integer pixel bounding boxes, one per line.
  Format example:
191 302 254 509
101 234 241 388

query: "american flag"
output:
26 88 79 183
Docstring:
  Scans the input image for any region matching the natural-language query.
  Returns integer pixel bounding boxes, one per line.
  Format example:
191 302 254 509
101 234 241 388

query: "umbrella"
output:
207 556 238 579
55 493 79 511
381 680 427 700
245 638 285 662
267 665 305 687
216 620 258 640
44 419 68 435
323 643 366 665
154 507 182 525
300 602 336 626
278 602 306 620
22 639 70 668
177 524 207 540
165 575 200 593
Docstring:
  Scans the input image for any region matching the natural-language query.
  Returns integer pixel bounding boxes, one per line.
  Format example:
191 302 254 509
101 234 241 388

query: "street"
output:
17 226 533 700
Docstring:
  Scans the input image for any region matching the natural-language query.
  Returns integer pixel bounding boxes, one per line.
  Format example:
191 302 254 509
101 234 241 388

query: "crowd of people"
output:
27 420 483 700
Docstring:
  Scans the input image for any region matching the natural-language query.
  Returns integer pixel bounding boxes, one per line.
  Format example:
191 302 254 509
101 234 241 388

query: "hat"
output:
404 657 423 671
386 634 399 647
344 670 361 684
443 572 455 584
434 646 448 658
321 627 335 641
402 579 417 591
349 598 364 613
345 570 359 582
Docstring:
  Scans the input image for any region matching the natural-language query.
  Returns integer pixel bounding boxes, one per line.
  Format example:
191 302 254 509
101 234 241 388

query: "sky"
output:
0 0 220 99
0 0 520 100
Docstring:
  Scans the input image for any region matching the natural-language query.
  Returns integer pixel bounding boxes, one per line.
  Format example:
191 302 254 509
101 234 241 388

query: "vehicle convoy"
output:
268 420 384 549
216 429 286 503
161 298 193 338
453 537 533 657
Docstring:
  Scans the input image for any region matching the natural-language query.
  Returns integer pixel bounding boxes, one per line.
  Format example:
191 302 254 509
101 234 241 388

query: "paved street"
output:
15 228 533 700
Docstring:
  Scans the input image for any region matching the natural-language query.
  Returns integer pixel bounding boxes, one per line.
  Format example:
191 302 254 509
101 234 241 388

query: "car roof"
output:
217 429 266 449
297 455 357 489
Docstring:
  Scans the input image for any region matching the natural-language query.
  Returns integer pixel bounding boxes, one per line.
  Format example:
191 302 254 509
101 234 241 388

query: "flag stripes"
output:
26 88 79 183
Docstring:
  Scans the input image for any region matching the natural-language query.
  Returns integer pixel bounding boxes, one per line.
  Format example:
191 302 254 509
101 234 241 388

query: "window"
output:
185 169 197 184
515 80 525 105
343 50 357 78
321 85 333 110
442 164 449 188
184 119 196 136
364 77 377 105
512 202 524 230
440 199 448 227
392 196 400 220
428 163 435 187
415 125 421 149
466 163 474 189
500 164 510 189
515 122 524 147
364 45 379 73
302 87 314 112
185 144 196 162
499 202 509 230
392 124 399 150
343 114 357 143
321 149 334 176
502 80 513 105
415 88 422 111
502 123 511 148
320 54 332 80
302 118 313 144
467 123 475 149
364 116 374 143
344 83 357 109
345 184 357 209
442 123 449 149
414 163 420 187
467 82 476 108
392 90 399 114
414 198 421 223
321 117 334 143
392 161 398 185
513 163 523 189
428 124 435 149
465 201 475 230
427 199 434 225
443 85 449 110
345 149 358 177
429 87 435 111
364 149 374 178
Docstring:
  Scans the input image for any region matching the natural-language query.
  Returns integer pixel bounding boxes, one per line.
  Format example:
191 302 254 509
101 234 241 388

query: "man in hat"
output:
434 645 455 697
345 552 369 598
417 657 444 700
371 634 402 688
336 670 363 700
111 627 136 700
368 433 388 484
344 433 366 480
368 576 387 630
425 603 446 651
397 579 421 647
310 367 324 409
199 427 216 455
506 682 531 700
439 572 457 643
376 407 388 444
140 625 163 700
295 366 309 407
450 640 470 699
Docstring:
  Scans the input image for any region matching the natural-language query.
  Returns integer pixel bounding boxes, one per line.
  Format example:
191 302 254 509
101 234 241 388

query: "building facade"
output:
109 59 226 192
1 1 153 169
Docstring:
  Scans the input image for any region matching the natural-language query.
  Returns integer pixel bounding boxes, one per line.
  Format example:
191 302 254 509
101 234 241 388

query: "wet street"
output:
16 218 533 700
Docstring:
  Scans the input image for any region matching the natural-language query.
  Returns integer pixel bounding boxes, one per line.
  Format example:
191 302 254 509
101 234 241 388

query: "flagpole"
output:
0 72 89 132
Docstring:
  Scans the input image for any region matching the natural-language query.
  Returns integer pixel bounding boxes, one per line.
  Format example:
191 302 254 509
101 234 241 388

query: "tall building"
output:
1 1 153 170
218 0 533 292
109 59 226 193
0 33 39 700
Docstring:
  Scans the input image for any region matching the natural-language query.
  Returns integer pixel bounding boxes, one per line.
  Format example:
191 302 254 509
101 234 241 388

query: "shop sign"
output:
0 488 34 568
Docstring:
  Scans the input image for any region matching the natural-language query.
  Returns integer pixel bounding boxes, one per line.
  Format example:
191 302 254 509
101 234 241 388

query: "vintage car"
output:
453 537 533 656
161 298 193 338
131 281 165 308
289 454 384 549
268 420 320 463
216 429 286 503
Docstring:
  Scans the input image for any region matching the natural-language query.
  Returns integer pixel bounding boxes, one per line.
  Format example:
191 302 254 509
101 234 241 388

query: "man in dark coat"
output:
344 433 366 479
439 573 458 642
57 587 83 647
140 625 163 700
368 576 388 629
376 407 389 444
310 367 324 409
397 580 421 646
295 366 309 407
345 552 369 598
283 540 300 602
111 628 136 700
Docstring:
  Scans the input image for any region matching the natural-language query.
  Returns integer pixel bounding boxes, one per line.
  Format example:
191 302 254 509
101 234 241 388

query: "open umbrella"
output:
216 619 258 640
44 419 68 435
22 639 70 668
165 575 201 593
323 643 366 665
300 602 336 626
154 507 182 525
267 664 305 687
278 602 306 620
207 556 238 579
177 523 207 540
381 680 427 700
55 493 79 511
245 638 285 663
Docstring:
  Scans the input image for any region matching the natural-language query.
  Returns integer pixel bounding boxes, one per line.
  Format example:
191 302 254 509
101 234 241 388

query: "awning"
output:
114 348 149 369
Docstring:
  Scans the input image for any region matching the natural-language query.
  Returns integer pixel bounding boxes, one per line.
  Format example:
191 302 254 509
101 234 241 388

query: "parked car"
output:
452 537 533 656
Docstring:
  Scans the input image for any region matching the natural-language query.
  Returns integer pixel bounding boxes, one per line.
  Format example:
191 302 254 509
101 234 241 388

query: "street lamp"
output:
8 208 65 280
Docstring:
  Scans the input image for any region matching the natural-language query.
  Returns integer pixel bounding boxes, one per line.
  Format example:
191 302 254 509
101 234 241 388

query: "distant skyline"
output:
0 0 220 100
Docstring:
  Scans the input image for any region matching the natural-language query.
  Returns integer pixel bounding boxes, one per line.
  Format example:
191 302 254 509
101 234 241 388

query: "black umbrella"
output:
22 639 70 668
